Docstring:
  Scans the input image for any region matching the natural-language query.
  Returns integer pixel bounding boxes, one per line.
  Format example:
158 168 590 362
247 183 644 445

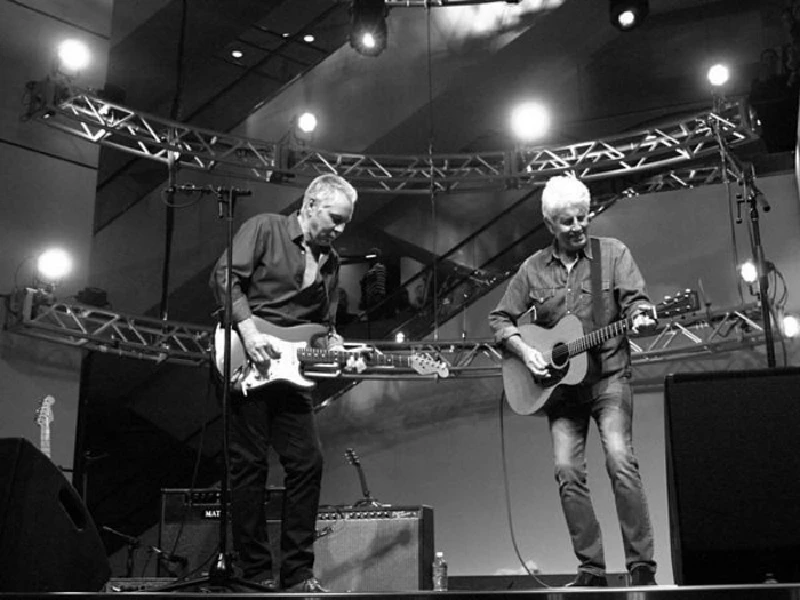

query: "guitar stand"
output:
154 186 272 594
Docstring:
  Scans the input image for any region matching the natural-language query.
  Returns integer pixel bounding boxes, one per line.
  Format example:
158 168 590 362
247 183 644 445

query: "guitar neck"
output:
40 429 51 459
567 317 632 358
297 348 411 368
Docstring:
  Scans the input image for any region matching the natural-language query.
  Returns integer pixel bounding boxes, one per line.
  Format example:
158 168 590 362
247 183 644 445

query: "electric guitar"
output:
215 318 449 394
345 448 381 507
502 290 699 415
34 395 55 459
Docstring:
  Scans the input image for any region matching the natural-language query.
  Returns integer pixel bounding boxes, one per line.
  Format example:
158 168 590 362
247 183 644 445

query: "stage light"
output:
231 49 243 59
739 259 758 284
297 112 318 134
609 0 649 31
303 34 315 43
511 102 550 142
56 39 91 75
395 331 406 343
782 314 800 338
37 248 72 283
350 0 388 57
707 63 730 87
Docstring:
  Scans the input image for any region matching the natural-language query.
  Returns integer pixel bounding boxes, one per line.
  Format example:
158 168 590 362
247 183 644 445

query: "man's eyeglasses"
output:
557 214 591 227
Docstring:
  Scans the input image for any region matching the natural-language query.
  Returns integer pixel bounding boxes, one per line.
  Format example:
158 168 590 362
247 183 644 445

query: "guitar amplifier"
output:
313 505 433 592
158 487 283 578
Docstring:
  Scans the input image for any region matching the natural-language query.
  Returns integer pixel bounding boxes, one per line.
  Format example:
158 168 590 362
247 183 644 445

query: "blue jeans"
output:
547 374 655 575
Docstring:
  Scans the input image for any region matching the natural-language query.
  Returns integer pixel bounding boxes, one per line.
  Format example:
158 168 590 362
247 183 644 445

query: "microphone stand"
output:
102 526 140 578
737 166 777 367
156 185 270 593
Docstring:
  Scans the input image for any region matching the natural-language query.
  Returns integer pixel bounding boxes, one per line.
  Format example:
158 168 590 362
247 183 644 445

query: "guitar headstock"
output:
344 447 360 466
656 289 700 319
410 353 450 378
34 395 55 427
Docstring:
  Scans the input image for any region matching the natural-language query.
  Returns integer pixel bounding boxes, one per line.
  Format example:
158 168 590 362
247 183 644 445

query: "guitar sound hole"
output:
551 343 569 369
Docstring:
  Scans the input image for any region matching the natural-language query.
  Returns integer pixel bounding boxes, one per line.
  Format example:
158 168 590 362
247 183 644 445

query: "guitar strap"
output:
590 237 603 329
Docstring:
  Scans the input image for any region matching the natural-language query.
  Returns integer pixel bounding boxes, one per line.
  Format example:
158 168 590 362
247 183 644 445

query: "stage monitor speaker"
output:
158 487 283 579
0 437 110 592
313 505 433 592
665 368 800 585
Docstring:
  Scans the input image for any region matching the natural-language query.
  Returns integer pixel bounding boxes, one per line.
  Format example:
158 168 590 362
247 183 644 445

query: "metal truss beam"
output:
9 289 780 389
24 79 755 195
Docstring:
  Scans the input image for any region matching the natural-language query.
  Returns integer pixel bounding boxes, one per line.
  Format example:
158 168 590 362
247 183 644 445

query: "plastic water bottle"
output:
432 551 448 591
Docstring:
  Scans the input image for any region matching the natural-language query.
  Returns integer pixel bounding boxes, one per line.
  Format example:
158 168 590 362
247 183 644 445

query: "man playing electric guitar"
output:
488 174 658 588
210 174 357 593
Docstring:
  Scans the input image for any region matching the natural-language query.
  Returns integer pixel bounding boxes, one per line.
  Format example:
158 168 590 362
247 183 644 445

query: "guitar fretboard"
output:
569 318 632 357
297 348 413 368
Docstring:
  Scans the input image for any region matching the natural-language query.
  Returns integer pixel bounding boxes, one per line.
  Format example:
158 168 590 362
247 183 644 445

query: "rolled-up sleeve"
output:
488 260 532 344
210 217 264 323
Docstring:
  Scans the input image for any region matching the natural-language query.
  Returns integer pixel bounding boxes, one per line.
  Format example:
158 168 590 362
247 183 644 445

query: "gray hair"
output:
541 174 590 221
303 174 358 208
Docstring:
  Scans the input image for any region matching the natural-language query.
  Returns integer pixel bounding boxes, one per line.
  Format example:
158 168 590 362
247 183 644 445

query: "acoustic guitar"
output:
502 290 699 415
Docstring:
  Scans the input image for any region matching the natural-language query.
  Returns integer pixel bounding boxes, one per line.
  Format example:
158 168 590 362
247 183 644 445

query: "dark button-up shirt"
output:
488 236 650 382
210 213 340 329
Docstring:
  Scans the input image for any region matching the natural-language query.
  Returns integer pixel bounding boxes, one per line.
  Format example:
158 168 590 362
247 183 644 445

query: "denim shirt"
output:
488 236 651 382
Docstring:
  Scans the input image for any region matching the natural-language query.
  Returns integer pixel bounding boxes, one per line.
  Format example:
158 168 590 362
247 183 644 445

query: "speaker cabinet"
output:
0 438 110 591
665 368 800 585
313 505 433 592
158 487 283 579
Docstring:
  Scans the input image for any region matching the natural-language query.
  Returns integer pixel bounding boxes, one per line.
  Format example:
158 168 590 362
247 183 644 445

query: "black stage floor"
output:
4 585 800 599
6 582 800 600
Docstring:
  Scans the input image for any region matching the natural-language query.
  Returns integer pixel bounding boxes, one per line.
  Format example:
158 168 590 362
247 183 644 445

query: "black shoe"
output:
285 577 330 593
630 566 657 586
566 572 608 587
256 579 280 592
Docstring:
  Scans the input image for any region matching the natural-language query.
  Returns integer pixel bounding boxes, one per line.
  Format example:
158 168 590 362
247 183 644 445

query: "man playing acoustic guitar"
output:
488 174 658 587
210 174 357 592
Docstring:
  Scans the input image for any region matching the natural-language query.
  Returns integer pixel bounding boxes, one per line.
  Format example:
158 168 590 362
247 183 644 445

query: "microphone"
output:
750 186 771 213
148 545 189 566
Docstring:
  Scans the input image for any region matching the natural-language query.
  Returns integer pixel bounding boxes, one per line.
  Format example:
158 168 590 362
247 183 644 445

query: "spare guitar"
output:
502 290 699 415
34 395 55 459
215 318 449 395
345 447 382 507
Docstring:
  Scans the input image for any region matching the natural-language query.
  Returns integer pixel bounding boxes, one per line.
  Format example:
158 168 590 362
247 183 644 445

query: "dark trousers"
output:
228 385 323 587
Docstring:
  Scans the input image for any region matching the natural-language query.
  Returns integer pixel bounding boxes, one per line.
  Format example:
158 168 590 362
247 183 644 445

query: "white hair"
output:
303 174 358 209
541 174 590 221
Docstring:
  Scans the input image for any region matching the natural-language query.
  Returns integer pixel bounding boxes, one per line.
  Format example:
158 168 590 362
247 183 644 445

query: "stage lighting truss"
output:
23 80 756 195
9 288 781 388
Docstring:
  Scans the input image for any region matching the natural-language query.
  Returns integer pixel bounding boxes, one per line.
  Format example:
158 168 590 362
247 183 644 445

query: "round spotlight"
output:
782 314 800 338
511 102 550 142
708 63 730 87
361 32 377 50
37 248 73 282
739 259 758 284
297 112 318 134
617 10 636 28
57 39 91 73
610 0 649 31
231 49 243 59
303 34 315 43
394 331 406 343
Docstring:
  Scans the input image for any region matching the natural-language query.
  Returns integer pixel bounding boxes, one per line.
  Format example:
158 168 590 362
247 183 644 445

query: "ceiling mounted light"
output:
707 63 730 87
231 49 243 59
56 39 91 75
350 0 388 57
609 0 649 31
